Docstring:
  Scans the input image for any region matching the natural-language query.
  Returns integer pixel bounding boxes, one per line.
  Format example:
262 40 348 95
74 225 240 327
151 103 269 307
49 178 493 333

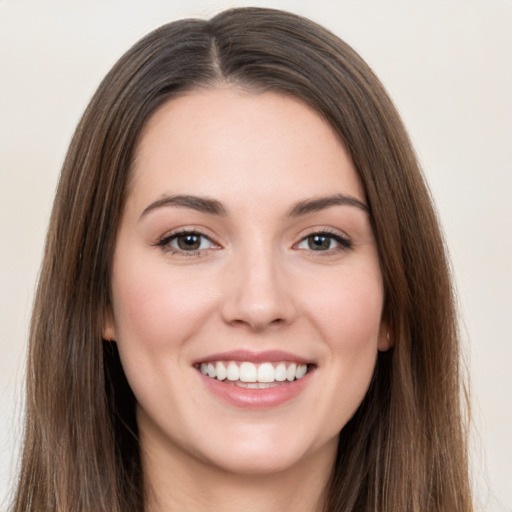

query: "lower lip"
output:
198 370 314 409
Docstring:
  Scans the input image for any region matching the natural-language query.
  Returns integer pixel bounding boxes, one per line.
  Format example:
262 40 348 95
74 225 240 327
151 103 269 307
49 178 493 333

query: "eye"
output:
295 231 351 252
157 230 218 254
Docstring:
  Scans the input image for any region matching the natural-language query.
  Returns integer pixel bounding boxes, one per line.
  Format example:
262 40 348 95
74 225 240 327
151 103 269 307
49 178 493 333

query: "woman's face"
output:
105 88 389 476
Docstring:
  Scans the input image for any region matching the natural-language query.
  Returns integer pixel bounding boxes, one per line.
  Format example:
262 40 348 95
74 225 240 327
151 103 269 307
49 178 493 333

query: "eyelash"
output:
155 228 352 257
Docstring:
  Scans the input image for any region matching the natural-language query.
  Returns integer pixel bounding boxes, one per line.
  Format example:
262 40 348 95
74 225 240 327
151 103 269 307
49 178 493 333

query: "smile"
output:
197 361 310 388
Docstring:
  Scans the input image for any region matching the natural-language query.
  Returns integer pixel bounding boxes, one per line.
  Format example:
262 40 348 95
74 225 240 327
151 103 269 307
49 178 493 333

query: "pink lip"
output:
197 369 315 409
192 349 314 365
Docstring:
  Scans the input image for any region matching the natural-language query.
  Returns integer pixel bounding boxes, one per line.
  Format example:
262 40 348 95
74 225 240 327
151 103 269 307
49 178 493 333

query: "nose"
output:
221 247 297 332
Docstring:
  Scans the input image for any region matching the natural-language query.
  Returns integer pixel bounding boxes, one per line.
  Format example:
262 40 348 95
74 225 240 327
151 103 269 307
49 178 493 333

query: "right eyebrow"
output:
139 194 228 220
286 194 369 217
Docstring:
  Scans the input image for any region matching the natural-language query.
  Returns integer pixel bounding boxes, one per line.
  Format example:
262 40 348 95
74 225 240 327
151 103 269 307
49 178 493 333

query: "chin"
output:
186 424 339 477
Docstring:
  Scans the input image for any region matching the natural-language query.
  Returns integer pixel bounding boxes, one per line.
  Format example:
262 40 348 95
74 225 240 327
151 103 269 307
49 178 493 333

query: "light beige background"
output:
1 1 511 510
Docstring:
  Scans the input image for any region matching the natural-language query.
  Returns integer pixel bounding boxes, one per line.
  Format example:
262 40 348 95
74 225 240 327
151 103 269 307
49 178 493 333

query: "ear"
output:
102 306 117 342
377 320 393 351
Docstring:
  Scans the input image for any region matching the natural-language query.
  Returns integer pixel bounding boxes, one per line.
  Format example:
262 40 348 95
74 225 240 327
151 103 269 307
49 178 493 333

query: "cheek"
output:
108 259 222 417
110 257 220 352
304 267 384 348
300 268 383 423
331 288 383 391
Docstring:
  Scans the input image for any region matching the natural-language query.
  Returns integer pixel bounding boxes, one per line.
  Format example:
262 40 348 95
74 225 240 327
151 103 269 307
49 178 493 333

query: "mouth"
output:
193 350 316 408
195 360 313 389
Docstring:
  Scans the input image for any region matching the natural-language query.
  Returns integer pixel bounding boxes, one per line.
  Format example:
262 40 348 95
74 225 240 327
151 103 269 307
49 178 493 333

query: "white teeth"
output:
239 362 257 382
216 361 227 381
236 381 277 389
257 362 275 383
275 362 287 381
286 363 297 381
199 360 311 384
296 364 307 379
226 362 239 381
207 363 217 378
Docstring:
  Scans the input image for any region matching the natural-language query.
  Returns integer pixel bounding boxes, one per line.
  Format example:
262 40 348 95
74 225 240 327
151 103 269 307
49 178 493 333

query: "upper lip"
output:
192 350 314 365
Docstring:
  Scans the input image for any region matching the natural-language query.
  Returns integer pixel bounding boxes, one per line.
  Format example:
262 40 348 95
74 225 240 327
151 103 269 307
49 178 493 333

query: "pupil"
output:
309 235 330 250
178 234 200 250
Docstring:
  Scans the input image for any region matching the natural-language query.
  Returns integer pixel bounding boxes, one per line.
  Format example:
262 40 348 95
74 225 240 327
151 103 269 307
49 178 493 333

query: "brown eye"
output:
295 231 352 252
176 233 202 251
158 231 217 254
307 234 332 251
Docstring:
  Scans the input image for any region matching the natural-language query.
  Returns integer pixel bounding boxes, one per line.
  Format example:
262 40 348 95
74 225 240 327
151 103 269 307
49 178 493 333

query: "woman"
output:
12 7 473 512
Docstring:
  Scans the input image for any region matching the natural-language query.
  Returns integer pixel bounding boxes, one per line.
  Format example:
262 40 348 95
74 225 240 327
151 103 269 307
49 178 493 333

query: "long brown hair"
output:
13 7 472 511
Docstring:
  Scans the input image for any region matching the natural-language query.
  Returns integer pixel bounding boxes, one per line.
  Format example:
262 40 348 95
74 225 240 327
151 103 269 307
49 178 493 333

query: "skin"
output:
104 87 390 512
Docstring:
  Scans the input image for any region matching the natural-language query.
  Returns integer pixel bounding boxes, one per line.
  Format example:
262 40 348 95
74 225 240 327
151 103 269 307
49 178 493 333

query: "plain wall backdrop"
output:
1 1 511 510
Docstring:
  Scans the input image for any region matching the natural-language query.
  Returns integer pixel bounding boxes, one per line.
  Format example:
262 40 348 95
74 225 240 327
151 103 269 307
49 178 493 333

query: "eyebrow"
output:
140 194 228 219
139 193 369 220
286 194 369 217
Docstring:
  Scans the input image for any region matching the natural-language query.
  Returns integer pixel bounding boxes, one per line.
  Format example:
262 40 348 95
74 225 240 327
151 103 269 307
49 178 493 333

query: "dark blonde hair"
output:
13 7 472 511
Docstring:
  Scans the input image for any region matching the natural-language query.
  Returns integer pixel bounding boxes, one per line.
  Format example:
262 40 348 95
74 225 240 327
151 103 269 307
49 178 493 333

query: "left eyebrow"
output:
286 194 369 217
139 194 228 220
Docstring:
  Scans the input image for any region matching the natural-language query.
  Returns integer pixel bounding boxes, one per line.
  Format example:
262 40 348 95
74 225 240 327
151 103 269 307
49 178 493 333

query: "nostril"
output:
220 271 297 331
230 316 286 331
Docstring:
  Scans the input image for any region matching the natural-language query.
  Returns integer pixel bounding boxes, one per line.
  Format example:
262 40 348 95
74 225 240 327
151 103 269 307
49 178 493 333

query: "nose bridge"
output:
222 237 295 330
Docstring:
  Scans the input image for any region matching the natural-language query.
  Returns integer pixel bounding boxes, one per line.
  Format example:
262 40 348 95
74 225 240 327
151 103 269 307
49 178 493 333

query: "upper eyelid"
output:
157 227 220 243
298 234 349 245
295 227 351 242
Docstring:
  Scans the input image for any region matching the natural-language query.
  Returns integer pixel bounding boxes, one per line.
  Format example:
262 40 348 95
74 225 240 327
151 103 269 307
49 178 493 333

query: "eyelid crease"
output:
296 226 352 242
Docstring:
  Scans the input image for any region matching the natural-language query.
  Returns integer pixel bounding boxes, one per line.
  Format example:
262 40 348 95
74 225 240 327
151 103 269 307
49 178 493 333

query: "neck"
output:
142 436 337 512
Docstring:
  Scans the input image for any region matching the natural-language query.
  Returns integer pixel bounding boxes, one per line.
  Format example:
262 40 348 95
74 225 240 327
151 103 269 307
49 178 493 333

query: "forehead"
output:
129 87 365 210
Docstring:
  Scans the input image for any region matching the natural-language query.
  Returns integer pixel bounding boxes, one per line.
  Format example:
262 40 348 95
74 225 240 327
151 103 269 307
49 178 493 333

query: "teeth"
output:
199 360 310 384
207 363 217 378
235 381 279 389
286 363 297 381
296 364 307 379
216 361 227 381
239 362 257 382
275 362 287 382
257 362 275 383
226 362 239 381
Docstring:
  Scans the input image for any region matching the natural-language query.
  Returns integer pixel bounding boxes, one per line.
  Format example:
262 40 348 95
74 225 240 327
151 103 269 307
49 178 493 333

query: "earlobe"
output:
102 308 117 342
377 323 394 351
